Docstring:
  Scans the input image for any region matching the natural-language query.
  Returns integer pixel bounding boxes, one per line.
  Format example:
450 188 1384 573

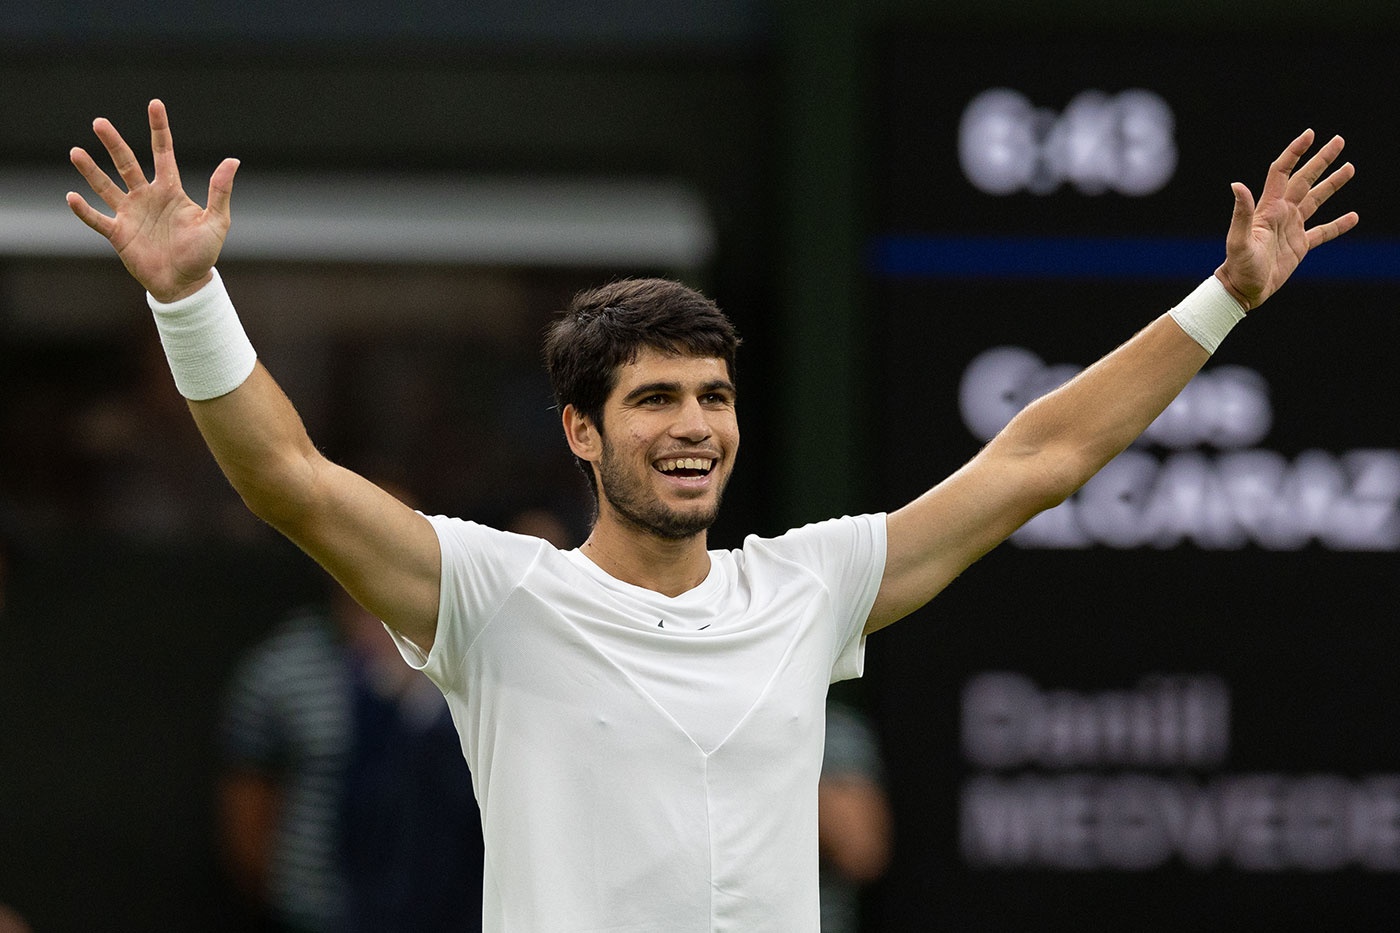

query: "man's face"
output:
591 348 738 540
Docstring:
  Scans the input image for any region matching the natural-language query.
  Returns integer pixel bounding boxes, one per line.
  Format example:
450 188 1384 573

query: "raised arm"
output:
67 100 441 652
867 130 1358 634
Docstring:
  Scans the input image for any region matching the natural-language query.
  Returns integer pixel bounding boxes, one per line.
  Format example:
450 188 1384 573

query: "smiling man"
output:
67 100 1356 931
399 279 884 929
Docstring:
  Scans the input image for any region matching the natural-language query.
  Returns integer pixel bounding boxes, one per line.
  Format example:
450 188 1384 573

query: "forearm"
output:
188 363 326 528
148 270 324 528
146 270 440 645
872 297 1221 631
995 296 1222 502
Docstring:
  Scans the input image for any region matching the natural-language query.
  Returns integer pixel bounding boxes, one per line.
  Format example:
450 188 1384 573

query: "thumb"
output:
1224 182 1255 253
206 157 240 222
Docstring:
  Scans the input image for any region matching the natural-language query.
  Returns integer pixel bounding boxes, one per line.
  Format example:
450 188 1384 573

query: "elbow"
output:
995 402 1130 511
1026 436 1128 511
223 446 326 534
1016 453 1087 516
1040 471 1081 512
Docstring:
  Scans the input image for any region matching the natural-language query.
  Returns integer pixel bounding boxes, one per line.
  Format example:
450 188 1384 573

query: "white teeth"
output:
659 458 714 473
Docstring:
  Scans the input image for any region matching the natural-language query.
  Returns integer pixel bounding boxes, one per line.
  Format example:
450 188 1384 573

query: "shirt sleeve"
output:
386 514 550 695
760 513 887 683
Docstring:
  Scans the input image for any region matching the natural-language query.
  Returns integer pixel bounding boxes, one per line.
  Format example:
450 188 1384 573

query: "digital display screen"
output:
867 29 1400 930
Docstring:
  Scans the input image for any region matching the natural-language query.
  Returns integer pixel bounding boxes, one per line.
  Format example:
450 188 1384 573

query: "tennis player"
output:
67 100 1355 931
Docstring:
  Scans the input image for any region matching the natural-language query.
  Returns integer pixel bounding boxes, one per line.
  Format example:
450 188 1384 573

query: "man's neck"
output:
579 518 711 597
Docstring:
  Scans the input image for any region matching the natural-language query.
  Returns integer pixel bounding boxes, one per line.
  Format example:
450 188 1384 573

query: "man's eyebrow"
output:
621 379 736 403
701 379 737 397
622 381 680 402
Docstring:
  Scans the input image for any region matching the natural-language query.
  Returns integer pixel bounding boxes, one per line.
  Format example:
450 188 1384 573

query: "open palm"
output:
1217 129 1358 310
67 99 239 303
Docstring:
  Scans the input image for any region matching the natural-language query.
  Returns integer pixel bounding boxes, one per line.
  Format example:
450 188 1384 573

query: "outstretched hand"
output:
1215 129 1358 311
67 99 239 303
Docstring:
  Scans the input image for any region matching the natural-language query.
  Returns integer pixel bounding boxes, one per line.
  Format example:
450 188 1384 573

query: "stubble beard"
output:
596 441 726 541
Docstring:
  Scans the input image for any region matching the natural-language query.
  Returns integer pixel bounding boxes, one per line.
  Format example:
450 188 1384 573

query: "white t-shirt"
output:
391 512 887 932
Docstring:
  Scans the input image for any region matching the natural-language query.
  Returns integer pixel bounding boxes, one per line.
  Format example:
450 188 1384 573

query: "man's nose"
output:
670 399 712 440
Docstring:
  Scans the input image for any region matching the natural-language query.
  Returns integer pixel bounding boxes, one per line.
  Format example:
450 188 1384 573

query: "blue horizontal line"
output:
869 235 1400 282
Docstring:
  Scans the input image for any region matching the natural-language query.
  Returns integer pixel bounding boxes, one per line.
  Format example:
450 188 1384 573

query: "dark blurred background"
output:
2 1 1399 930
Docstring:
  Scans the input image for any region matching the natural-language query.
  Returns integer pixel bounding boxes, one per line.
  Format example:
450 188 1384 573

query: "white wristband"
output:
146 269 257 401
1167 276 1247 354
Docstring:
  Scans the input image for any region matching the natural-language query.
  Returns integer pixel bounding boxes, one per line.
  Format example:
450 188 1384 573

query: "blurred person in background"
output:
68 100 1355 930
819 700 892 933
218 488 485 933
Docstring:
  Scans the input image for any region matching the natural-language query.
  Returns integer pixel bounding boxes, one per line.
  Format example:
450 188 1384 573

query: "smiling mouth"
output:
655 457 715 478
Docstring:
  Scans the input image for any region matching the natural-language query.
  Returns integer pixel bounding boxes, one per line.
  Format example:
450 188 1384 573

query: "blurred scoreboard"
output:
866 29 1400 931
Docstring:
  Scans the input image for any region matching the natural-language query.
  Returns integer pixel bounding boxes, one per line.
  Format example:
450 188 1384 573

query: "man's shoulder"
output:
737 512 885 553
720 513 886 584
427 513 562 557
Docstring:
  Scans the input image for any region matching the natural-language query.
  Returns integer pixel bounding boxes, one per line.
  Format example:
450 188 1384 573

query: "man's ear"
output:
562 404 602 462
